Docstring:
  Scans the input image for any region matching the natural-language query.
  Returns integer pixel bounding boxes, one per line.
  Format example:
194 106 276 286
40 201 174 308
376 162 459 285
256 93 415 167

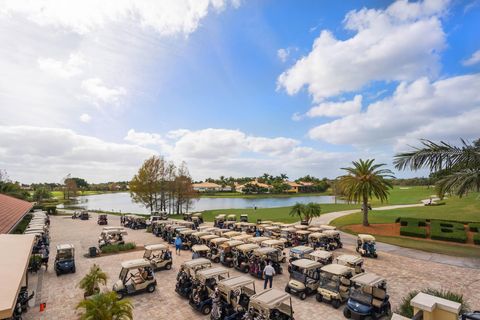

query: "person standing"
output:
263 261 275 289
175 235 183 255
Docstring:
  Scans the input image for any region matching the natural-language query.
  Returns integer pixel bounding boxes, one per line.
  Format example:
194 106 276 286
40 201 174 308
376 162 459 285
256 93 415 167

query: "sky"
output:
0 0 479 183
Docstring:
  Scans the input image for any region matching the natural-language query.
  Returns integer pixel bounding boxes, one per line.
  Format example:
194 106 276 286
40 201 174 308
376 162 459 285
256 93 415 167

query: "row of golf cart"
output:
25 212 51 273
176 258 294 319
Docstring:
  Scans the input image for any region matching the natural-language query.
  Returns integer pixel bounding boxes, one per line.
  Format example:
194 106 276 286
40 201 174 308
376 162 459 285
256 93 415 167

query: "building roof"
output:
0 194 33 234
0 234 35 319
237 180 272 189
286 181 302 187
192 182 221 188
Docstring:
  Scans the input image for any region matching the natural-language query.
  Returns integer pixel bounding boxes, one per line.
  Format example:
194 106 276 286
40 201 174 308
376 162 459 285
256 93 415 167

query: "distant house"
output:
192 182 232 192
236 180 273 193
285 181 303 193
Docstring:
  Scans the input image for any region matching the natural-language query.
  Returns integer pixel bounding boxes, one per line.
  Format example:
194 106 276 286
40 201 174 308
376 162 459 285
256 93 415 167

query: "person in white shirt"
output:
263 261 276 289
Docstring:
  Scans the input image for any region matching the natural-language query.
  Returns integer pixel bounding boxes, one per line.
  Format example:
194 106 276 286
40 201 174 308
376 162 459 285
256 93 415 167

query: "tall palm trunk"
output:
362 195 369 226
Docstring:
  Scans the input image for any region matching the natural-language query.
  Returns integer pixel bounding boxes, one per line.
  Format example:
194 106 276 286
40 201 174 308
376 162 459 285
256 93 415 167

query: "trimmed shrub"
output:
396 288 469 318
400 226 427 238
430 220 467 243
468 223 480 233
100 242 136 254
399 217 427 227
474 234 480 245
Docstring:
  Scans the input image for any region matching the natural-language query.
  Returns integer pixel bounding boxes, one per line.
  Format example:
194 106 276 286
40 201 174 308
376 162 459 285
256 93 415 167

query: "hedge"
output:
430 220 465 231
474 234 480 245
430 226 467 243
100 242 136 254
469 223 480 233
399 217 427 227
400 226 427 238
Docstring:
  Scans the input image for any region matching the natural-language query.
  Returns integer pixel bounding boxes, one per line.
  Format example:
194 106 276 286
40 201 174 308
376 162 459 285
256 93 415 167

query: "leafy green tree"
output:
79 264 108 297
32 187 52 203
394 138 480 197
289 203 306 221
304 202 322 224
338 159 394 226
76 291 133 320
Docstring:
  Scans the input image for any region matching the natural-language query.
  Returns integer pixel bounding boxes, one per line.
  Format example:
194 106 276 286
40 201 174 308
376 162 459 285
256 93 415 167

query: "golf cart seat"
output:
372 287 386 308
339 278 351 293
133 275 145 284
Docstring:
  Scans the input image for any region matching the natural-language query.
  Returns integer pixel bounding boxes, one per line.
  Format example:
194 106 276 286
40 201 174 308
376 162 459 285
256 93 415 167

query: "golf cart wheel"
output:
243 266 249 273
285 285 291 293
315 293 323 302
343 307 351 318
165 263 172 270
228 261 234 268
147 284 156 293
373 253 378 258
299 292 307 300
201 305 212 315
116 291 125 300
332 299 341 309
72 266 76 273
56 271 60 277
213 257 220 263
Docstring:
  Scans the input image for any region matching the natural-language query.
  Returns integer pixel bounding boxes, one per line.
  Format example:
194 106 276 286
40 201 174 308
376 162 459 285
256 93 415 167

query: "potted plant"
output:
76 291 133 319
78 264 108 298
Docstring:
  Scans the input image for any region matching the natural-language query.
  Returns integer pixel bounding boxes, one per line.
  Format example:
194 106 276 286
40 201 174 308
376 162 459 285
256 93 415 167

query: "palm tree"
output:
394 138 480 197
76 291 133 320
304 202 322 224
79 264 108 298
289 203 306 222
338 159 394 226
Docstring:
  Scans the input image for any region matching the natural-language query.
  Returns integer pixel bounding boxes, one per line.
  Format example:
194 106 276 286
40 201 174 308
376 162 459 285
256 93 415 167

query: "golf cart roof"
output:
222 240 244 247
231 234 253 241
321 263 353 275
227 214 236 218
203 227 220 233
216 214 226 218
193 212 202 217
308 232 327 239
358 234 376 241
121 259 151 269
336 254 363 265
180 229 196 235
308 250 333 260
291 258 321 269
294 225 309 230
323 230 340 236
308 227 322 232
24 230 45 235
200 234 219 241
25 226 46 231
281 227 296 232
264 226 279 230
351 273 385 287
236 243 259 252
210 237 229 244
183 258 211 268
144 244 168 251
103 226 126 231
250 288 291 310
192 231 209 237
253 247 277 256
56 244 74 251
240 214 248 217
290 246 314 254
320 225 337 230
248 236 271 244
196 267 229 280
223 231 241 238
262 220 273 224
295 230 311 235
262 239 284 246
192 244 211 252
103 229 128 235
218 275 254 291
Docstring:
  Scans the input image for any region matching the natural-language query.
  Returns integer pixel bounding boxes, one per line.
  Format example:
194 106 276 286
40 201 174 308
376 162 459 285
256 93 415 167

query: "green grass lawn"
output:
332 192 480 228
368 186 435 206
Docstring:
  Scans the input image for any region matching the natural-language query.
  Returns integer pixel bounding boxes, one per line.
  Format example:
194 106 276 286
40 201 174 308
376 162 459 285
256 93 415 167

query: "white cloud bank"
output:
277 0 448 102
462 49 480 66
308 74 480 150
307 95 362 118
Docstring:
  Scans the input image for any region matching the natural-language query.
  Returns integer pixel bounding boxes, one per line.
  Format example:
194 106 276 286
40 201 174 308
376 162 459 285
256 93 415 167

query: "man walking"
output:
175 235 183 256
263 261 275 289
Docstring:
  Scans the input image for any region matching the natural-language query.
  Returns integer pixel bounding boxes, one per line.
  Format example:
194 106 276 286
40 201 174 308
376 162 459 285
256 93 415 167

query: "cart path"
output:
310 204 480 269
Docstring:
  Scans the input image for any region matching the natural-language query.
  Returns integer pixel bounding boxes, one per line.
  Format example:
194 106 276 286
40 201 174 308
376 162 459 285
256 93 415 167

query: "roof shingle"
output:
0 194 33 234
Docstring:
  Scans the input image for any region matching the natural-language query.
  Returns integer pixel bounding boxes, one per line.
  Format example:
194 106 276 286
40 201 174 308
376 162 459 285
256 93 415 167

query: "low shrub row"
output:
399 217 427 227
469 223 480 233
430 220 467 243
100 242 136 254
474 234 480 245
400 226 427 238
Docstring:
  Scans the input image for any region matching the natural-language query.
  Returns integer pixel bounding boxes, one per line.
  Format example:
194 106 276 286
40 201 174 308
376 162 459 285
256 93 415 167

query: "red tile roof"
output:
0 194 33 234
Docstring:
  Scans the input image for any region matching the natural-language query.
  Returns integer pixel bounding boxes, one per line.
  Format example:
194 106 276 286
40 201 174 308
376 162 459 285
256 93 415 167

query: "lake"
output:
60 192 343 214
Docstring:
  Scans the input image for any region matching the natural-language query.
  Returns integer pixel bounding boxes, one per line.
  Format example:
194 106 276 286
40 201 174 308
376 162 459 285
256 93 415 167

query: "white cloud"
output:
307 95 362 118
0 0 239 36
79 113 91 123
308 74 480 149
462 50 480 66
0 125 157 183
277 0 447 101
291 112 303 121
81 78 126 105
38 53 85 78
277 47 297 63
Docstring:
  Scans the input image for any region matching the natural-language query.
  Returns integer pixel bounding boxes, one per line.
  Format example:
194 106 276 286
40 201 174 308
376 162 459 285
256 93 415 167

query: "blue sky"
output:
0 0 479 183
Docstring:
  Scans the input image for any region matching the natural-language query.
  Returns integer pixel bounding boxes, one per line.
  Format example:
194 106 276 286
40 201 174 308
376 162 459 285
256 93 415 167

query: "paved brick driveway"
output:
24 214 480 320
